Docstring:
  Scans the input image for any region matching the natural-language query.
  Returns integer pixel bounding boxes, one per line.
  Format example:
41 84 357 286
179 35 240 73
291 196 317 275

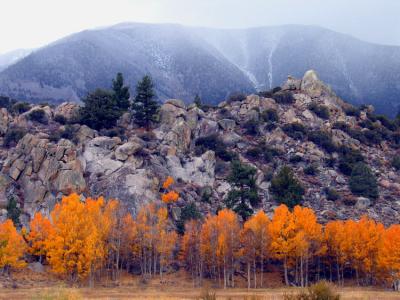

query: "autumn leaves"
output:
181 205 400 289
0 179 400 289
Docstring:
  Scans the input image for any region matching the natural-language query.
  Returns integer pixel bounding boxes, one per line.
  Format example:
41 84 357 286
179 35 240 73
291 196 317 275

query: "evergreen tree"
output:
112 73 130 111
194 94 202 108
6 196 21 227
79 89 121 130
176 202 201 234
349 162 379 199
132 75 159 129
224 160 259 220
270 166 305 208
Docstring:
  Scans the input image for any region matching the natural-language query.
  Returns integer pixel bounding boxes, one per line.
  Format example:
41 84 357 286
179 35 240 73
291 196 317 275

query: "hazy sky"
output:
0 0 399 54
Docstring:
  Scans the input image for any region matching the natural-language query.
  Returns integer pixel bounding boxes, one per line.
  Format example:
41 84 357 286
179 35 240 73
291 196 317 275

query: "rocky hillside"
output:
0 70 399 228
1 23 400 116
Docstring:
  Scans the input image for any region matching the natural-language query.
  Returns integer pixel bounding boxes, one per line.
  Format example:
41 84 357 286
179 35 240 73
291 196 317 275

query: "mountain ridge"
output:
0 23 399 116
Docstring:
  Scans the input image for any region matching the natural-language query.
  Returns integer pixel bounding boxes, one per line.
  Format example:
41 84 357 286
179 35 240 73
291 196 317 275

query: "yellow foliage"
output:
0 219 27 269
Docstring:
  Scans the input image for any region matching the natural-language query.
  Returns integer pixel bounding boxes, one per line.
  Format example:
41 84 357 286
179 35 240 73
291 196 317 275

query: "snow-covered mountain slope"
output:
0 48 32 72
0 23 399 115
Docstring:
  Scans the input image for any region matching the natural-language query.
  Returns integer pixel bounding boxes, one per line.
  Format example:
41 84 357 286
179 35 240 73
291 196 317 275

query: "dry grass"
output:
0 286 398 300
0 270 399 299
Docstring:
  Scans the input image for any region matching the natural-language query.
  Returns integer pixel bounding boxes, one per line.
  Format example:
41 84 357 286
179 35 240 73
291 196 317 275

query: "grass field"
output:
1 268 400 299
0 286 399 300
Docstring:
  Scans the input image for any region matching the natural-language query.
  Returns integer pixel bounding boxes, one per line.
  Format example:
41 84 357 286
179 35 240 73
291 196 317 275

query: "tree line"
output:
0 187 400 290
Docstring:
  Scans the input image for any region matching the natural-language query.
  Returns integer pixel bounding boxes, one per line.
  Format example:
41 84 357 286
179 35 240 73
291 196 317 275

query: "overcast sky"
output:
0 0 399 54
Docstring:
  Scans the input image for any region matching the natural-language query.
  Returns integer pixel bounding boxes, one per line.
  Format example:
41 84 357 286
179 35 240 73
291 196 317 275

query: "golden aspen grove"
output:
1 192 400 292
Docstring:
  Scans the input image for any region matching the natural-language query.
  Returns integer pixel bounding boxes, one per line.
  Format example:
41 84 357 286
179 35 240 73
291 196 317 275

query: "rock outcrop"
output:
1 70 400 227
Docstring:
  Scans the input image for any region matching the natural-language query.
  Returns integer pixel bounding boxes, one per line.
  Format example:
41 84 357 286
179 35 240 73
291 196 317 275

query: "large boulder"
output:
163 120 192 153
0 174 11 208
166 151 215 187
54 102 80 122
0 108 11 135
115 140 143 161
159 99 187 127
76 125 96 144
301 70 335 98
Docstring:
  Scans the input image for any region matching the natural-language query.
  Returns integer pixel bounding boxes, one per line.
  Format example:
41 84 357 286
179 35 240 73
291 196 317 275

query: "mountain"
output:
1 71 400 227
0 23 254 105
0 23 399 116
0 48 32 72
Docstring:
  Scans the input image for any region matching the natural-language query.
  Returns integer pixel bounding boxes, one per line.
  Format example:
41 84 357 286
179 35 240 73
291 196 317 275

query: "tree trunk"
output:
284 258 289 286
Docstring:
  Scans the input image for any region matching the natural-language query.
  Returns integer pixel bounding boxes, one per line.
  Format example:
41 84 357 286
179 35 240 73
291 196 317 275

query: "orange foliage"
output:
161 190 179 203
27 212 54 260
162 176 174 189
45 193 106 282
0 219 27 270
379 225 400 287
4 191 400 289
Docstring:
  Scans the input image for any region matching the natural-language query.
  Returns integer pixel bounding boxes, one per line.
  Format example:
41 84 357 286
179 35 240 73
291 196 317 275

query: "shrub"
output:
284 280 340 300
309 103 330 119
54 114 67 124
363 129 383 145
344 106 360 117
289 155 303 163
325 156 336 168
343 196 357 206
272 86 282 93
199 186 213 203
28 109 48 124
100 127 126 140
359 119 376 130
282 122 307 140
48 130 61 143
0 96 17 111
307 130 337 153
373 114 397 131
227 92 246 103
325 188 340 201
349 162 378 199
261 109 279 123
258 90 273 98
270 166 305 208
194 134 236 161
304 164 319 176
337 146 364 176
60 125 77 141
245 143 281 162
332 121 350 132
272 91 295 104
265 122 277 131
392 156 400 170
3 127 26 147
243 119 260 136
11 102 31 114
245 147 263 159
264 146 282 162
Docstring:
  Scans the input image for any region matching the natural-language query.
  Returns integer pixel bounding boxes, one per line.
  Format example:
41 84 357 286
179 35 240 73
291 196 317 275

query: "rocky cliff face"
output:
0 70 399 227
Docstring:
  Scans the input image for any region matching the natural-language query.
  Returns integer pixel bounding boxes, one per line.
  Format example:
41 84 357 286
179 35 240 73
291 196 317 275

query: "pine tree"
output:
270 166 305 208
112 73 130 111
349 162 379 199
79 89 121 130
6 197 20 227
132 75 159 129
225 160 259 220
194 94 202 108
